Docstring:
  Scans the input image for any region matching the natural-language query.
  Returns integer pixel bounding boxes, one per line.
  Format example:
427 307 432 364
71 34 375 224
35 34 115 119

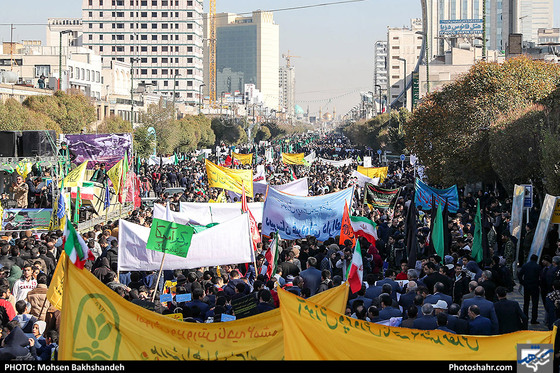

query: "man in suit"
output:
413 303 438 330
460 286 499 334
299 257 322 296
424 282 453 309
375 269 402 297
398 281 418 314
518 254 542 324
437 313 456 334
423 262 452 295
364 274 383 300
467 304 493 335
494 286 528 334
447 303 469 334
378 293 402 320
478 270 497 302
462 281 479 301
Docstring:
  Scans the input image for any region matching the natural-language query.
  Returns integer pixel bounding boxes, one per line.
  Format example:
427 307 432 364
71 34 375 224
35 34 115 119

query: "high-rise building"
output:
81 0 204 105
387 18 424 111
203 11 279 110
373 40 388 98
518 0 554 46
279 65 295 119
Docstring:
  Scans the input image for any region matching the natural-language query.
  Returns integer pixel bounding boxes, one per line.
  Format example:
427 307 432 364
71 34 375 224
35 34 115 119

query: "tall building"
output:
518 0 554 46
81 0 204 105
373 40 388 100
387 18 424 110
279 65 295 119
203 11 279 110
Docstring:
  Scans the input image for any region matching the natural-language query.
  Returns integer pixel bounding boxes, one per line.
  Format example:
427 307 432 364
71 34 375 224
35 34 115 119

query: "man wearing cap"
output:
432 299 449 314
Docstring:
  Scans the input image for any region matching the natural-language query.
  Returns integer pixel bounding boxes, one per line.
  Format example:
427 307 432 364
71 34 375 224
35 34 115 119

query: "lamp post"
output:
416 30 429 95
375 84 382 115
397 57 407 111
199 84 206 115
58 30 73 91
130 57 140 128
172 73 181 119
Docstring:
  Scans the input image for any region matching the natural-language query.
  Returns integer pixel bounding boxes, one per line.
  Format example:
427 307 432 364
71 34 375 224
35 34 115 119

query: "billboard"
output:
64 133 132 169
439 19 483 36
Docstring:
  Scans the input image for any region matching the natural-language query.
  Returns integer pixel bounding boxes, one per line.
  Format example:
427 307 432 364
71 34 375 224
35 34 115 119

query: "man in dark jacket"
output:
518 254 542 324
494 286 528 333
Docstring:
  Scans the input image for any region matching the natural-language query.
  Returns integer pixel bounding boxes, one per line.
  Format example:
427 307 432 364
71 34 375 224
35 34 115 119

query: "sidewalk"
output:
507 281 549 332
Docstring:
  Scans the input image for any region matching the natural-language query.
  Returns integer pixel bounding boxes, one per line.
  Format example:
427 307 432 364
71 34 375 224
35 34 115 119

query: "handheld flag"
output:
104 184 111 210
265 230 281 280
350 216 377 247
339 202 356 246
472 199 483 263
63 218 95 269
73 187 82 224
432 202 445 259
346 240 363 294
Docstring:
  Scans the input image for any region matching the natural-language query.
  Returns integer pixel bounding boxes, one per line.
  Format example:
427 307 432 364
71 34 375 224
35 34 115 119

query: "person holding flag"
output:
346 239 364 294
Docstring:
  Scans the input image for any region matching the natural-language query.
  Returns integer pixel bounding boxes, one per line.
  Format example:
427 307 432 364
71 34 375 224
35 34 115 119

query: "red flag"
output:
339 201 356 246
242 182 260 251
225 155 232 167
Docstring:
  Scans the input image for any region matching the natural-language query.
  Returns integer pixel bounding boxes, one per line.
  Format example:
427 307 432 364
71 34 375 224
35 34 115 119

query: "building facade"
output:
81 0 204 105
279 65 295 118
203 11 279 111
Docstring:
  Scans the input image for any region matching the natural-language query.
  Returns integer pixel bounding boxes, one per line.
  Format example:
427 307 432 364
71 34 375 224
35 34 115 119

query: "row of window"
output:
70 66 101 83
88 34 196 41
88 11 194 18
88 0 194 7
105 45 197 53
89 22 195 30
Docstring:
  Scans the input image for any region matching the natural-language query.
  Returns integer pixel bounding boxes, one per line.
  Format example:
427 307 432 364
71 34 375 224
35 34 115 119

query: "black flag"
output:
406 192 419 269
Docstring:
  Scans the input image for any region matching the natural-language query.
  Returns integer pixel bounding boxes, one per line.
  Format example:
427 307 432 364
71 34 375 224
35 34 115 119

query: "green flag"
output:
146 218 195 258
471 199 483 263
432 202 445 259
73 187 82 224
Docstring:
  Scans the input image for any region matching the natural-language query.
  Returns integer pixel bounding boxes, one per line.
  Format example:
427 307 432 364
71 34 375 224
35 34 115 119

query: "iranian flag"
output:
63 218 95 269
346 239 363 294
265 230 281 280
350 216 377 246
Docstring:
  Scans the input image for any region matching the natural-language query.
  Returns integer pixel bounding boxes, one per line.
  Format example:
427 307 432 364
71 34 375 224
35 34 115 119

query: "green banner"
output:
146 218 195 258
364 183 399 209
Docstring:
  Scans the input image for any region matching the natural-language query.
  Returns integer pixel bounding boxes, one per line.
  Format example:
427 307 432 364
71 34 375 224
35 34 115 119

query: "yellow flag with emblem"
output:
107 159 124 196
232 152 253 165
60 161 89 188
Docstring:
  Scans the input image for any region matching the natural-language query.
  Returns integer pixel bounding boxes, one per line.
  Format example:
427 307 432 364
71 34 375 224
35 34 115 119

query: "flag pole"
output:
151 252 167 302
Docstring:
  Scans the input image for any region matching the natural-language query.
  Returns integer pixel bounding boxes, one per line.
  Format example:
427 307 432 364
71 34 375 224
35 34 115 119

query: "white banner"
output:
351 170 380 187
153 203 192 225
272 177 309 197
364 156 372 168
528 194 557 262
179 201 264 225
147 155 175 166
511 184 525 274
117 214 254 271
317 158 354 167
304 151 316 165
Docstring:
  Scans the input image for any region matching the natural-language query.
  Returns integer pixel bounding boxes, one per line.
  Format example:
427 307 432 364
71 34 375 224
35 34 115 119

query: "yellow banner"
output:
551 197 560 224
16 161 32 180
205 159 253 197
46 251 67 311
357 166 388 183
107 159 124 196
232 152 253 165
61 161 89 188
278 287 556 361
282 153 305 165
57 254 348 360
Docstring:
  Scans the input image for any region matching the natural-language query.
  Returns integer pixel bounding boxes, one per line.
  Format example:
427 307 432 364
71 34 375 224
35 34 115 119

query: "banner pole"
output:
152 252 167 303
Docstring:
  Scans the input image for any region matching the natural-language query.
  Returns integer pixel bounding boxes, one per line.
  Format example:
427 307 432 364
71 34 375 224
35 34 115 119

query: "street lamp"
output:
397 57 407 111
375 84 382 115
173 72 181 118
58 30 73 91
130 57 140 128
199 84 206 114
415 30 429 94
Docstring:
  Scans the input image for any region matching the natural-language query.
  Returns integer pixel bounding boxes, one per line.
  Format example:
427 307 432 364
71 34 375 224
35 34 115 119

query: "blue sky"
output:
1 0 559 117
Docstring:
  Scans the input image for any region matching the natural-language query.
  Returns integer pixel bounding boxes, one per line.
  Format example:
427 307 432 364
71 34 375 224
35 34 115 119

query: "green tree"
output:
139 99 178 154
133 124 155 159
96 115 133 134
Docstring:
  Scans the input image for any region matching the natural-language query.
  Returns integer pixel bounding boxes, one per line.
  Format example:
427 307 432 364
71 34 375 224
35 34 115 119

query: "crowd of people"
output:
0 131 559 361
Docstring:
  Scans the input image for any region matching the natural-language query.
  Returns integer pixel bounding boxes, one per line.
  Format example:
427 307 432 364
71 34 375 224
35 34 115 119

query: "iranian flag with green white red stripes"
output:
63 218 95 269
350 216 377 246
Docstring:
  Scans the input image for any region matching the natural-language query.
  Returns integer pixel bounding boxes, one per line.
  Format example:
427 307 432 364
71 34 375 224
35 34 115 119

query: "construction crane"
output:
282 50 300 68
208 0 217 107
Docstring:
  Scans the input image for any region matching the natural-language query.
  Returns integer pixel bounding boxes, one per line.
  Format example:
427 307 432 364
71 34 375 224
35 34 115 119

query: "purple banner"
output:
65 133 132 169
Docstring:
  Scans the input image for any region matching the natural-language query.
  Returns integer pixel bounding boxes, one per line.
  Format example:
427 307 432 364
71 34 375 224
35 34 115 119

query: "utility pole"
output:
130 57 140 128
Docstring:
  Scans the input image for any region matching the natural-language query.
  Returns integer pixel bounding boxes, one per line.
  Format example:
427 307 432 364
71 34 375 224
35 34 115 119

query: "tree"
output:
96 115 133 134
404 56 560 188
254 125 271 143
133 124 155 159
139 99 179 154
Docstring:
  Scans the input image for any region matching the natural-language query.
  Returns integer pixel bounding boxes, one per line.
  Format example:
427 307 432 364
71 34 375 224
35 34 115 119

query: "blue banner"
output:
262 187 354 241
414 179 459 213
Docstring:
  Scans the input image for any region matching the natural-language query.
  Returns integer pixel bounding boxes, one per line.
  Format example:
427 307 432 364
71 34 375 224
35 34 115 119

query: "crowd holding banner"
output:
2 130 560 364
